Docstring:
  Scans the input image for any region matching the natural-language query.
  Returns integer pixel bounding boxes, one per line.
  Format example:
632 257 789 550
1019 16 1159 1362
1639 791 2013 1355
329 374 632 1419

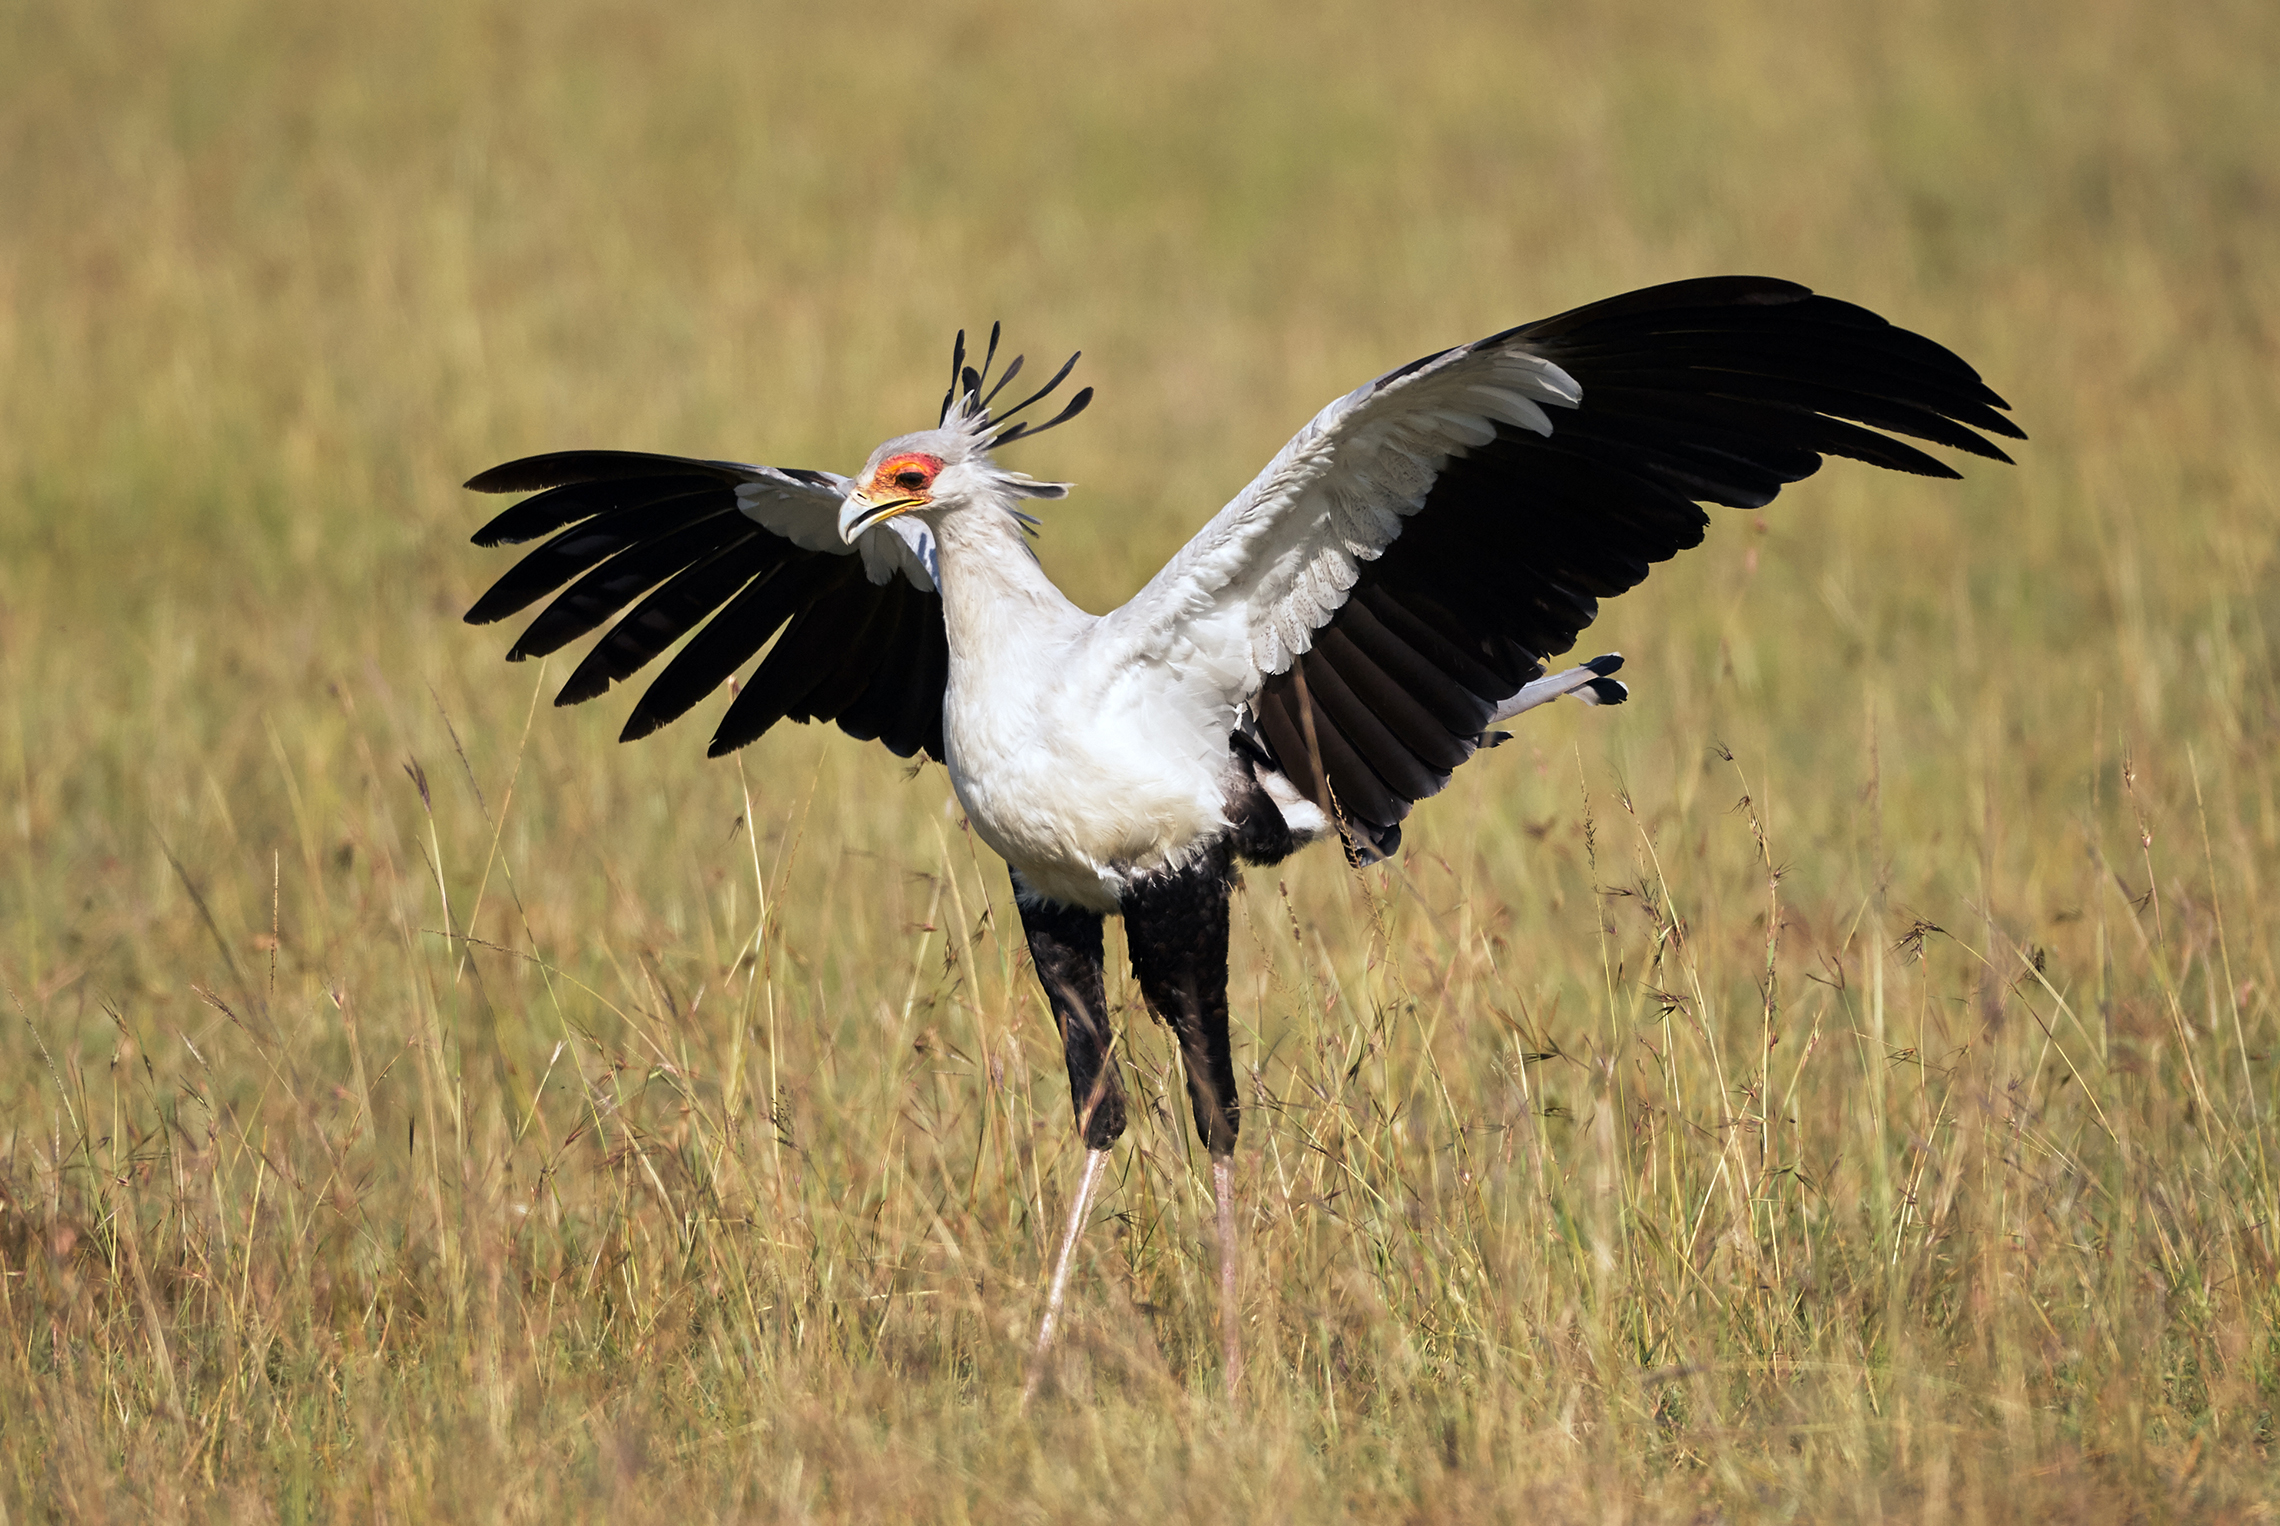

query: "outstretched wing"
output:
1101 276 2024 858
463 450 950 760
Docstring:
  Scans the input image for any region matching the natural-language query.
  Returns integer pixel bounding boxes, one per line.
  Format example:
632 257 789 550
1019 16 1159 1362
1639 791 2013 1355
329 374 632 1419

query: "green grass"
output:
4 0 2278 1517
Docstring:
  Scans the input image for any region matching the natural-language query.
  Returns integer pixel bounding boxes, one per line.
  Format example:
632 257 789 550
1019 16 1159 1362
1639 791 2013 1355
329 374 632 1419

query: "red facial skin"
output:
870 453 944 499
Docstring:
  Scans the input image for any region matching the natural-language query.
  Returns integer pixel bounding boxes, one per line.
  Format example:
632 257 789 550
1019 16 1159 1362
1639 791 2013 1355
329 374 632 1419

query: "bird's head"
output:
838 324 1092 544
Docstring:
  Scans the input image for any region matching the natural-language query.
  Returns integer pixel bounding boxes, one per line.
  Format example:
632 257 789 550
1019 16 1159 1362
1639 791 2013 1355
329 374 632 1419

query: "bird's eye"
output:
894 470 930 491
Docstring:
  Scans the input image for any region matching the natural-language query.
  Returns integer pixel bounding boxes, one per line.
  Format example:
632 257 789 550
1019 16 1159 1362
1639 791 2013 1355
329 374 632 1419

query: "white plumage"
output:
462 277 2022 1395
819 336 1593 907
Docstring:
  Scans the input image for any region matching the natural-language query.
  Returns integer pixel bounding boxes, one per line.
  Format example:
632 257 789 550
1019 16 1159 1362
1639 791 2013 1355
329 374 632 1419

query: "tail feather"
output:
1488 654 1629 724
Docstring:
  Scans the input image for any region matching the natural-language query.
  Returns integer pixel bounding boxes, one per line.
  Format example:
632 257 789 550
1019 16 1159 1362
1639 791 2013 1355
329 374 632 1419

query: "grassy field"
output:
4 0 2277 1518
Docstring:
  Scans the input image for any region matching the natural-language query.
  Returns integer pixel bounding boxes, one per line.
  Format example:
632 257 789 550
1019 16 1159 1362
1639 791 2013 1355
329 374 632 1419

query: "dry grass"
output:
3 0 2278 1518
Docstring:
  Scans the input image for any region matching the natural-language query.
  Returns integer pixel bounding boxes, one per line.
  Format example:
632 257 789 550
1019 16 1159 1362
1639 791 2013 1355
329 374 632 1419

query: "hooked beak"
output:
838 491 924 544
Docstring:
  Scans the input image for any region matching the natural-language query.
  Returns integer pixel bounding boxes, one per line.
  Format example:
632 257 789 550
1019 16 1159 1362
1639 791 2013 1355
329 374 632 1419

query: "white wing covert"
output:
463 449 950 760
1103 339 1584 682
1105 277 2024 859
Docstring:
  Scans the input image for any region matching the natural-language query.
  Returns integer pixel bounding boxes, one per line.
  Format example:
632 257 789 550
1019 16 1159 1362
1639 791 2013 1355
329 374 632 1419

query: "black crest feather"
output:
936 323 1092 446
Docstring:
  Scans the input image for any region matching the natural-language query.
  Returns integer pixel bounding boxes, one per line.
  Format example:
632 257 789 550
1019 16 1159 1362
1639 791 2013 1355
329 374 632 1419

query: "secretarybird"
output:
462 276 2020 1395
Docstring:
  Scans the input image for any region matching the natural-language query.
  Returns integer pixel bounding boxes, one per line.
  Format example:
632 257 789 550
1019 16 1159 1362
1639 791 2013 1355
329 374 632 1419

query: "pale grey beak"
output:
838 491 923 545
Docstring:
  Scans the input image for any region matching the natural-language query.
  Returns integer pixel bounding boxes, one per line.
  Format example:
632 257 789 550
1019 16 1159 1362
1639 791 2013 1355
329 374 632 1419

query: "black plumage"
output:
463 455 949 761
460 278 2020 1399
1248 276 2022 857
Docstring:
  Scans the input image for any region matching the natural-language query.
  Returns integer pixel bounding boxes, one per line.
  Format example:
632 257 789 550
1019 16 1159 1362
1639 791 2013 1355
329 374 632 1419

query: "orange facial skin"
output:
870 453 944 499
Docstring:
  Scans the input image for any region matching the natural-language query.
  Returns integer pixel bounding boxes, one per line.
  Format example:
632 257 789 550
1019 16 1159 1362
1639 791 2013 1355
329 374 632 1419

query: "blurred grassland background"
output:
3 0 2278 1518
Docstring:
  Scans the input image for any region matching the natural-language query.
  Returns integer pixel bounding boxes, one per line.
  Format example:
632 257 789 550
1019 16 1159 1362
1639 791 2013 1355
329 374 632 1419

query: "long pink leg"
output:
1214 1155 1242 1398
1023 1147 1111 1403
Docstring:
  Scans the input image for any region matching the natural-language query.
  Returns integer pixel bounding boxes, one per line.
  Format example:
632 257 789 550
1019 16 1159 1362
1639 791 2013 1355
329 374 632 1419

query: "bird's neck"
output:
929 504 1093 665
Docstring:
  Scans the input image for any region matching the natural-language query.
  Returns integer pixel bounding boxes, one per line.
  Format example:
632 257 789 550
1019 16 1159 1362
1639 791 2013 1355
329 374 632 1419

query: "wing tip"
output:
555 676 609 708
465 459 557 494
465 450 747 496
